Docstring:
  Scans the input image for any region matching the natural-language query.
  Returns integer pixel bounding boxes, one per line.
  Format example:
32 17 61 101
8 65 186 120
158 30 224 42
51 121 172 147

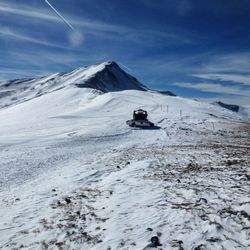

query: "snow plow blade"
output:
126 119 154 128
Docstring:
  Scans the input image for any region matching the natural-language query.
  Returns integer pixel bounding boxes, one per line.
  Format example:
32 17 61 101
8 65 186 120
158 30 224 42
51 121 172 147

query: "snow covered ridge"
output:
211 102 250 121
0 61 175 109
213 101 240 113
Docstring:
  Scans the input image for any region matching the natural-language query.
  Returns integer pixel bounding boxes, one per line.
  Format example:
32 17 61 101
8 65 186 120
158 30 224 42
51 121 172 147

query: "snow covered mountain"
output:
212 101 250 121
213 101 240 112
0 62 249 250
73 61 147 92
0 61 161 109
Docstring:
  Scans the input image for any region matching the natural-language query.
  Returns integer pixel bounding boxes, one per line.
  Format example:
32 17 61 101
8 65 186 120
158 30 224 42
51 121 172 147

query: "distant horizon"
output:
0 0 249 105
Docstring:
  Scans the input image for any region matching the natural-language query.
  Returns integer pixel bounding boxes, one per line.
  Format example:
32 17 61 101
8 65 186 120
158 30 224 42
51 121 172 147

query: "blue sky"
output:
0 0 250 105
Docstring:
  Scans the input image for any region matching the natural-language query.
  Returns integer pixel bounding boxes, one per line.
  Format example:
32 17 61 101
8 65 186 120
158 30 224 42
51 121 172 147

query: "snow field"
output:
0 82 249 249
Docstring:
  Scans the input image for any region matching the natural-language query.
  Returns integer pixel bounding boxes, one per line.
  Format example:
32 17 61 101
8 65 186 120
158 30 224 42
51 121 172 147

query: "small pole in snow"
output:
161 104 162 111
167 105 169 113
180 109 182 117
212 122 215 131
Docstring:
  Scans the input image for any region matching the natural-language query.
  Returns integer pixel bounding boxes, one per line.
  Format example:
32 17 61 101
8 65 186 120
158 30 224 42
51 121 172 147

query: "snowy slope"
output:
239 105 250 120
0 63 249 250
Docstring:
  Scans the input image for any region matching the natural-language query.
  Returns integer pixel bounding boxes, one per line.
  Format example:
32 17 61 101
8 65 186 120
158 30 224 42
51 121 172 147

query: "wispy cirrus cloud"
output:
0 1 194 46
192 74 250 86
0 1 128 33
0 27 72 50
173 82 248 95
0 48 109 80
137 51 250 78
0 1 58 22
198 52 250 74
0 68 53 80
198 96 250 106
167 51 250 105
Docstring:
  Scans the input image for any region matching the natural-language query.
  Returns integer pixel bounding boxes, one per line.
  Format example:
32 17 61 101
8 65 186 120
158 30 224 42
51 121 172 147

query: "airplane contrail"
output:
44 0 74 30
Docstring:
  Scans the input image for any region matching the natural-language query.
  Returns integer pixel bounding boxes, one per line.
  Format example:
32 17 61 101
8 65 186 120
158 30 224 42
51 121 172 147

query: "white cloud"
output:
0 2 58 22
0 27 72 49
0 68 52 80
0 49 109 81
173 82 249 96
192 73 250 86
172 82 250 105
197 96 250 106
0 1 128 34
198 52 250 74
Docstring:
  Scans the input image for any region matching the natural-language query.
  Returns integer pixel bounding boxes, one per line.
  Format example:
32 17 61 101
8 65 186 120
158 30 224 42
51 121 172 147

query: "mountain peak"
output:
74 61 147 93
103 60 118 66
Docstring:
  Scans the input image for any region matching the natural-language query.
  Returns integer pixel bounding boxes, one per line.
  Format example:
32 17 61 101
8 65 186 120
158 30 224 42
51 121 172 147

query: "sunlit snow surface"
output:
0 66 249 249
